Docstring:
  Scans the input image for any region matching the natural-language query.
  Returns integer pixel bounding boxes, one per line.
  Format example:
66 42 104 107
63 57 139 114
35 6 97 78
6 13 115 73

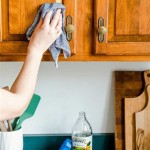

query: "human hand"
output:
28 9 62 56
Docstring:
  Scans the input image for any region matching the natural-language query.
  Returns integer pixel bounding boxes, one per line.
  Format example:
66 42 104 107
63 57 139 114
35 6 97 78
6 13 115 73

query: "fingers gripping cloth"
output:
26 3 71 68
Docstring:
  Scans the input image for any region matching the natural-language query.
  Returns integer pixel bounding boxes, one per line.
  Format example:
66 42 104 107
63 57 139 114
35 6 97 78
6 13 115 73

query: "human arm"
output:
0 9 62 120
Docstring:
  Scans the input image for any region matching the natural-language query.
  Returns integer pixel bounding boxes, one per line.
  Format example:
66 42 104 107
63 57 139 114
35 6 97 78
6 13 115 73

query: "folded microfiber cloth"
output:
26 3 71 68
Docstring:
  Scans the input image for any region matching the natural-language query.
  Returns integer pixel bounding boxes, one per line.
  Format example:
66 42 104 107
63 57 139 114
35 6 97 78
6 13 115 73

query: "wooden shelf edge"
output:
1 55 150 62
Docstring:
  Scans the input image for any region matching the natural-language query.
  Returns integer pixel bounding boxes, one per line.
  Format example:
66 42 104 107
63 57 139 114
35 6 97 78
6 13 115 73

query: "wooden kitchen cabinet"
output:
94 0 150 58
0 0 78 61
1 0 150 61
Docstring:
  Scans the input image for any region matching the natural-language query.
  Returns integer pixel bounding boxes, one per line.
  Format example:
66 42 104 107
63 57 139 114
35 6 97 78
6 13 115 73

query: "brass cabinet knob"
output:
65 16 74 41
98 26 107 35
98 17 107 43
65 24 75 34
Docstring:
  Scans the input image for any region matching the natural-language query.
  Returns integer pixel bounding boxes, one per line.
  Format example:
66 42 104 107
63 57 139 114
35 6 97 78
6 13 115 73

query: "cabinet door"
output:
0 0 76 61
94 0 150 56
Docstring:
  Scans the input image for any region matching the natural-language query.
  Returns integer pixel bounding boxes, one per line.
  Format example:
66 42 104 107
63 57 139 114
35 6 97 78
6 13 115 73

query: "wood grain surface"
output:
2 0 150 61
135 85 150 150
115 71 144 150
0 0 78 59
125 88 147 150
94 0 150 57
124 70 150 150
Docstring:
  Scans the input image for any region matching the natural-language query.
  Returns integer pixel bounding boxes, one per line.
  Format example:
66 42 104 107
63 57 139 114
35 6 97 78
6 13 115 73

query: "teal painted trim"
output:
23 133 115 150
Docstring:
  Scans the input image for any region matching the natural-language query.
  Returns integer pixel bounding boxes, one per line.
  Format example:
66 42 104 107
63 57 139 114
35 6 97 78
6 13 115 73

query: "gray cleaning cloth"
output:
26 3 70 68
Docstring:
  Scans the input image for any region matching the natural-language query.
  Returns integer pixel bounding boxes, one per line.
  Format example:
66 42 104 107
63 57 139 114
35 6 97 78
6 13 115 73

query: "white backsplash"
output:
1 62 150 134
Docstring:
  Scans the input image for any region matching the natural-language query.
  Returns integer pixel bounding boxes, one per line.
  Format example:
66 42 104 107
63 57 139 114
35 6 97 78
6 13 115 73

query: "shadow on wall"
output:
101 71 115 133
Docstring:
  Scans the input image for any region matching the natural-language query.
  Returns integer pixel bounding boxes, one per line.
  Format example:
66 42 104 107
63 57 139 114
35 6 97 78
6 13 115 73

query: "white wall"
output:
1 62 150 134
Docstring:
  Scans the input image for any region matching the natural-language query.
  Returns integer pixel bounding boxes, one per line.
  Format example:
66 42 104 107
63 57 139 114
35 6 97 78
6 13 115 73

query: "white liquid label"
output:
72 135 92 150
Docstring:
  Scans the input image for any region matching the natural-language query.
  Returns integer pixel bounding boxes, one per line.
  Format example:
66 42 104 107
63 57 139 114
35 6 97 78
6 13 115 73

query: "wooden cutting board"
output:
135 85 150 149
115 71 144 150
124 70 150 150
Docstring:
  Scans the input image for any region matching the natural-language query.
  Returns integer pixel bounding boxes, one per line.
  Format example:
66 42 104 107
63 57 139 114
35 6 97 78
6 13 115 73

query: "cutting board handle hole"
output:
147 73 150 77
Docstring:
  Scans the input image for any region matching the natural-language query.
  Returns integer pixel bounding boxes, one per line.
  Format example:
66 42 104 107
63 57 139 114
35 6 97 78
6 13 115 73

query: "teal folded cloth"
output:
26 3 71 68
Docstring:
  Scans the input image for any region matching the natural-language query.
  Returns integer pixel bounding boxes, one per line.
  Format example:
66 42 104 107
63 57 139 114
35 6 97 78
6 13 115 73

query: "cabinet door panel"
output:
0 0 76 61
94 0 150 56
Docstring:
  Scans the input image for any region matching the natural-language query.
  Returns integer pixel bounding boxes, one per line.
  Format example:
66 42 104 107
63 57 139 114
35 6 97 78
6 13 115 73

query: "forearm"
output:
0 10 62 120
10 49 42 107
0 50 43 120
